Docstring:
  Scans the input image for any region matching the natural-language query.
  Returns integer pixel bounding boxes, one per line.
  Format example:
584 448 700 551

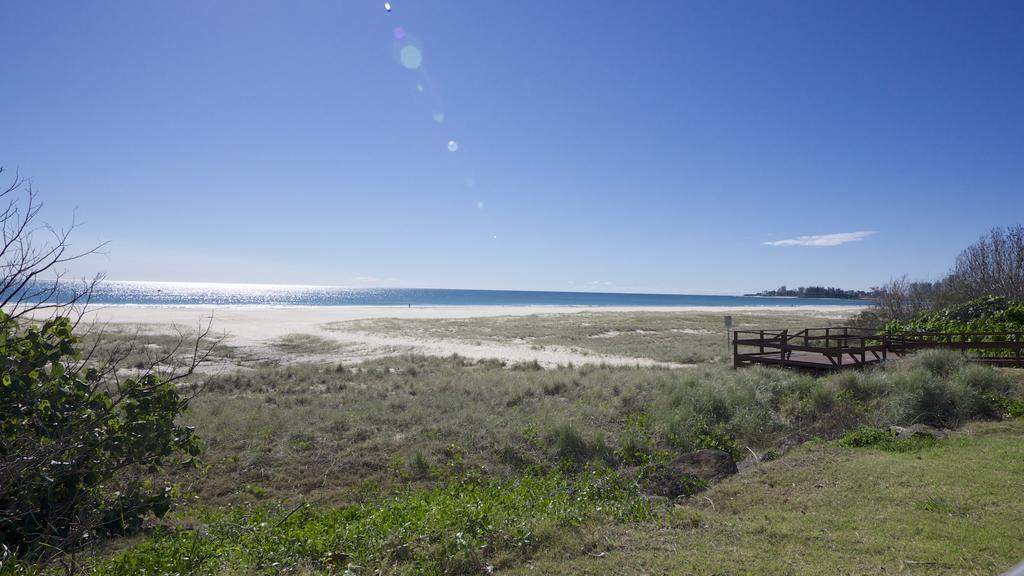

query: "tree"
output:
947 225 1024 302
848 275 942 327
0 168 215 567
0 168 102 321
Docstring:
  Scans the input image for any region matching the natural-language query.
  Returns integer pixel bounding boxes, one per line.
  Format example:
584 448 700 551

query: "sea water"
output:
52 281 874 308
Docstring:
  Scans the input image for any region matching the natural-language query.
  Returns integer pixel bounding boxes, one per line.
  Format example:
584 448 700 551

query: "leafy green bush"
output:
985 393 1024 418
838 427 893 447
888 297 1024 358
896 296 1024 329
0 312 199 558
838 427 938 452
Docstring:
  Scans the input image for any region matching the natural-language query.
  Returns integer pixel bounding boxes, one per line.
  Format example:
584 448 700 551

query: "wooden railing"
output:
732 326 1024 370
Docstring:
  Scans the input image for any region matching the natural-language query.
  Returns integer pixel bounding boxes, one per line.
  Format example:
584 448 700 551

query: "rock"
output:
637 464 703 499
889 424 948 440
669 449 738 481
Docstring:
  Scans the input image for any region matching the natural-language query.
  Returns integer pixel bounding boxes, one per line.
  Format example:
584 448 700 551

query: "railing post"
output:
733 331 739 369
759 330 764 354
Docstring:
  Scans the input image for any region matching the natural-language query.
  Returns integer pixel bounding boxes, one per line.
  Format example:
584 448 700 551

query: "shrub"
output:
903 378 970 428
910 349 967 378
546 424 610 466
838 427 938 452
0 313 199 559
955 363 1014 396
984 393 1024 419
650 352 1021 453
888 297 1024 359
838 427 893 448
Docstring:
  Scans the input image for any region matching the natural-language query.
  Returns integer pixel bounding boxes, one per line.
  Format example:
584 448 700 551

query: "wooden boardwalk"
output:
733 327 1024 371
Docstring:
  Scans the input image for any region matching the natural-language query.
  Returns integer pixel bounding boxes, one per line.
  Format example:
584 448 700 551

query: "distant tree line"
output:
746 286 874 299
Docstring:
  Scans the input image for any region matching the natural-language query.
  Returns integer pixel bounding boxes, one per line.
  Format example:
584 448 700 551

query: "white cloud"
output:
763 231 876 247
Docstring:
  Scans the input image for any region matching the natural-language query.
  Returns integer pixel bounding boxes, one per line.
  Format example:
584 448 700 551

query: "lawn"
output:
509 419 1024 575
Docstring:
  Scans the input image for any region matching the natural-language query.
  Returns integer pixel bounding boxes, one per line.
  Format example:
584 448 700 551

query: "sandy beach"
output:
67 304 865 368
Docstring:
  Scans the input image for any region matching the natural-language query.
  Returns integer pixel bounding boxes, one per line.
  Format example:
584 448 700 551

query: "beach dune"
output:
64 304 864 368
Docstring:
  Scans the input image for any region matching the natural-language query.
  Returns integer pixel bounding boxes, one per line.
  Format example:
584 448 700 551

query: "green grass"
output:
505 419 1024 575
93 467 652 575
331 311 845 364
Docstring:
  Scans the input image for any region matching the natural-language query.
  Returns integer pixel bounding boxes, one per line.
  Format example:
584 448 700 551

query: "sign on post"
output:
724 315 733 349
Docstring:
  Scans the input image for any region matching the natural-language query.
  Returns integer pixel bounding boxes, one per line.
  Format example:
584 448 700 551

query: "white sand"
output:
65 304 865 368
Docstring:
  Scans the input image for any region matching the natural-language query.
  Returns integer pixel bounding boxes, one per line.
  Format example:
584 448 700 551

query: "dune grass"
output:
176 350 1022 508
332 311 846 364
270 333 350 355
75 325 243 376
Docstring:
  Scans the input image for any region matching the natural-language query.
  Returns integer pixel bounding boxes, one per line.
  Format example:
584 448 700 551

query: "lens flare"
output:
432 112 445 124
393 26 406 40
447 140 459 152
384 2 391 12
399 45 422 69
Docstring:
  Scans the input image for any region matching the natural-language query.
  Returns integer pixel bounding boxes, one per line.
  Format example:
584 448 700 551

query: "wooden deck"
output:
736 350 887 370
733 327 1024 371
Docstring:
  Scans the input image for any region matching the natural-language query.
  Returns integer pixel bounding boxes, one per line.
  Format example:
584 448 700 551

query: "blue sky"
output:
1 1 1022 293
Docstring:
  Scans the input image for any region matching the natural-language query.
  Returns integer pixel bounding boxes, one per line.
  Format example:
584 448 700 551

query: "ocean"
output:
64 281 874 308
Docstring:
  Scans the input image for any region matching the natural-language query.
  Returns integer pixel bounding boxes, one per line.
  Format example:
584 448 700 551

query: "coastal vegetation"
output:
66 420 1024 576
5 338 1022 573
888 296 1024 335
1 170 1022 573
334 310 840 365
0 314 203 562
854 225 1024 326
